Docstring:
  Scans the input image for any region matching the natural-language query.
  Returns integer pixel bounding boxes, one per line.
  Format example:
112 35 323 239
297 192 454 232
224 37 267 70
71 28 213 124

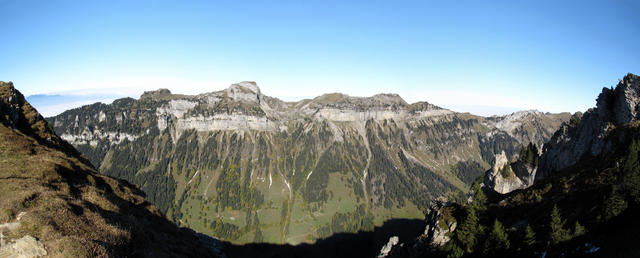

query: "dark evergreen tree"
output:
523 224 536 247
550 205 569 243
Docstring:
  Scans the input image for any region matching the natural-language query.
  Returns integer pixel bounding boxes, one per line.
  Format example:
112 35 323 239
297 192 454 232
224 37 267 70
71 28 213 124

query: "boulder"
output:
0 235 47 258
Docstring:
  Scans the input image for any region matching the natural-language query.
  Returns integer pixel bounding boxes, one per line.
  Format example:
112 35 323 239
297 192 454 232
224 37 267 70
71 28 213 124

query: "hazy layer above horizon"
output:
27 90 532 118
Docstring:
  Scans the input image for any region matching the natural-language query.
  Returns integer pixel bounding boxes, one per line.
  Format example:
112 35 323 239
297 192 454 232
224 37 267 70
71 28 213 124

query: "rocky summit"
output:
46 82 568 245
537 73 640 180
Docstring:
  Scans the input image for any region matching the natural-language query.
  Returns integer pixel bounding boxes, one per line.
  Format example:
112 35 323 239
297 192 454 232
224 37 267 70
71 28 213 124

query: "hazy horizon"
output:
25 84 541 117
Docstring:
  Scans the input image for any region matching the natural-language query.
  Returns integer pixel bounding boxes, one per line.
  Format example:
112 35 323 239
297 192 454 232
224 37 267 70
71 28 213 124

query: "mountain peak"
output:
595 73 640 124
140 88 172 99
371 93 408 106
538 73 639 179
224 81 262 103
228 81 260 94
500 109 543 120
0 81 18 100
309 92 408 109
0 81 75 155
598 73 640 124
313 93 348 103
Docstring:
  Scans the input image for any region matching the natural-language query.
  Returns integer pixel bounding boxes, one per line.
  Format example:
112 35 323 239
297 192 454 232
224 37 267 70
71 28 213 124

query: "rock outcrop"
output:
537 73 640 180
378 200 457 257
484 151 519 194
421 202 457 247
484 144 539 194
378 236 399 257
0 235 47 258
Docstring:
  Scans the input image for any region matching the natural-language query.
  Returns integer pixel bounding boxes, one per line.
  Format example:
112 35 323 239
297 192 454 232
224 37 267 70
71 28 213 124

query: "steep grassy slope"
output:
0 81 221 257
47 82 568 244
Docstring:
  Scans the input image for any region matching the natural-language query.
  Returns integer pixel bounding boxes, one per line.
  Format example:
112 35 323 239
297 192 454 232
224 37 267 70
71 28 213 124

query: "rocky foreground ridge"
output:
538 73 640 179
0 81 224 257
383 73 640 257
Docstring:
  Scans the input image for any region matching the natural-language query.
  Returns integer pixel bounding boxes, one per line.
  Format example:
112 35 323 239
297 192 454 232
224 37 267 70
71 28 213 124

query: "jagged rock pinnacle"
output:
537 73 640 180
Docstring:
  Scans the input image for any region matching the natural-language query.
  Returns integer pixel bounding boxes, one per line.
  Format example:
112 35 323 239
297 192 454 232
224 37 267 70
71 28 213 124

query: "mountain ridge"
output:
47 81 569 245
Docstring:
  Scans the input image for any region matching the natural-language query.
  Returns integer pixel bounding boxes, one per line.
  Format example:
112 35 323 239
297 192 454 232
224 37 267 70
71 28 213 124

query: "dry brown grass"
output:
0 82 219 257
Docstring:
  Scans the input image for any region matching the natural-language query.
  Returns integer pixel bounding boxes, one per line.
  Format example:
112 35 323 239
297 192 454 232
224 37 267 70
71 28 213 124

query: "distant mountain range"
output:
46 81 569 244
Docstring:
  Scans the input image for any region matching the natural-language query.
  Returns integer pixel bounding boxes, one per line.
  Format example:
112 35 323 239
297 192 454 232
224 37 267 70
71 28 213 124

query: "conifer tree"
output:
483 219 510 254
456 208 479 253
573 221 586 237
523 224 536 246
550 205 569 243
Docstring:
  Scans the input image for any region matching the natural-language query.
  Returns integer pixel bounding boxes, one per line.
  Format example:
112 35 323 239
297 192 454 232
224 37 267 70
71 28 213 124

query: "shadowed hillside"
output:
224 218 425 258
0 81 223 257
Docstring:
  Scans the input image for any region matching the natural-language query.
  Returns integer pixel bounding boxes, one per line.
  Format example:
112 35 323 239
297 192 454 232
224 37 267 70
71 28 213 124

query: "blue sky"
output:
1 0 639 116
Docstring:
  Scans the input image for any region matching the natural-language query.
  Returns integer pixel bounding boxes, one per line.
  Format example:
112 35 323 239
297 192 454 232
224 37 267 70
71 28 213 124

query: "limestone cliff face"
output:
47 82 559 152
300 92 453 122
537 73 640 180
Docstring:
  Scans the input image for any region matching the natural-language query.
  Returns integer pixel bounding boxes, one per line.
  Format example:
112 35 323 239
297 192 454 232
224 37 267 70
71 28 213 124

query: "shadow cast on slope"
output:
221 218 426 258
48 163 215 256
